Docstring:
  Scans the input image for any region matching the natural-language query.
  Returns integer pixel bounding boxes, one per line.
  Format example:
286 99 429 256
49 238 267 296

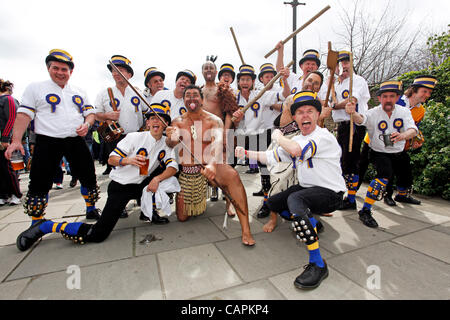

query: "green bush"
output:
410 98 450 199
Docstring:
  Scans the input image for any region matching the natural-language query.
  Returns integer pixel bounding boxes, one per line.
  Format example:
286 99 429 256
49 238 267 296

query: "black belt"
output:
337 120 351 125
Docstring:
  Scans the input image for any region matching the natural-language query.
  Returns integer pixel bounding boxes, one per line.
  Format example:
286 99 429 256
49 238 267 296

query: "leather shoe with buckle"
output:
294 261 329 289
358 207 378 228
16 219 47 251
394 194 421 205
384 195 396 206
152 211 169 225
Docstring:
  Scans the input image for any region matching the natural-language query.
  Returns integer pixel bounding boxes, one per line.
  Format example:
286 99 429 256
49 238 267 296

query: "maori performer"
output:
345 80 418 228
6 49 101 251
15 106 178 250
201 57 239 214
166 85 255 246
236 91 346 289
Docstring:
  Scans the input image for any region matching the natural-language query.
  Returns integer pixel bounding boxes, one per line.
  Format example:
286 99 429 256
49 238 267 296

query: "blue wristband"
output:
119 157 124 166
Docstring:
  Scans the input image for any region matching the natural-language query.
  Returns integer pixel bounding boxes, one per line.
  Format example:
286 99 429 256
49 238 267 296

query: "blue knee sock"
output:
306 217 324 267
81 186 97 212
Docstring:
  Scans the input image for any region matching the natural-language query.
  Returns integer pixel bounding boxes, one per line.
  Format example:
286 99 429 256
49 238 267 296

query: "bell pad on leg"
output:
87 185 101 205
291 216 318 245
23 193 48 217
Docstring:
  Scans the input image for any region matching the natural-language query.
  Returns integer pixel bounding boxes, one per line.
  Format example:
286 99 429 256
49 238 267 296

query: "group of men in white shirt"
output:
6 45 437 291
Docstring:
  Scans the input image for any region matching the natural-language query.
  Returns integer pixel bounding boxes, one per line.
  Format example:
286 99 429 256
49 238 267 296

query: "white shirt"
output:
143 87 170 106
266 126 346 193
95 86 148 134
151 89 186 121
235 89 285 135
109 132 178 185
359 104 418 153
331 74 370 122
18 79 96 138
262 87 283 130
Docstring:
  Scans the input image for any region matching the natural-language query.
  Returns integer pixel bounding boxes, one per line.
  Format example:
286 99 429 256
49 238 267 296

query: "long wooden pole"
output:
349 52 354 152
108 61 246 216
231 60 294 122
230 27 246 65
264 5 331 58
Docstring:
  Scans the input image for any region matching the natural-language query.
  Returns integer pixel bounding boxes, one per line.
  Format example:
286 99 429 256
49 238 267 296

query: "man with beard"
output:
166 85 255 246
345 80 418 228
151 69 196 121
15 106 178 250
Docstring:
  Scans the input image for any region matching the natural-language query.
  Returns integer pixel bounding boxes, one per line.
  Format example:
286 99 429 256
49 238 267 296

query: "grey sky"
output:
1 0 448 100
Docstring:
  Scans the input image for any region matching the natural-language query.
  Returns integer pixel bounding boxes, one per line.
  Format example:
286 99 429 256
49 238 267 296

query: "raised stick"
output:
349 52 354 152
264 5 331 58
230 27 246 65
231 60 294 122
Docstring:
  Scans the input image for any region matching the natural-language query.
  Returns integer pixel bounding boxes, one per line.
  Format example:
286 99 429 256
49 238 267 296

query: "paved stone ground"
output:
0 162 449 300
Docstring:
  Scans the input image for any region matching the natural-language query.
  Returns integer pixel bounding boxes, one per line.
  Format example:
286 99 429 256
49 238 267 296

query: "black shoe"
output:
245 168 259 174
102 167 112 175
316 220 324 233
139 211 151 222
394 194 421 205
86 208 101 220
16 219 47 251
340 198 357 210
384 195 396 206
69 177 78 188
120 208 128 219
257 203 270 218
294 261 329 289
152 211 169 225
358 207 378 228
252 188 264 197
210 188 218 202
168 193 174 204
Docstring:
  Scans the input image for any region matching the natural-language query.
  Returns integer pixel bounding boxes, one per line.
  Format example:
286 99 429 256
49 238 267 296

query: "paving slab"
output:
269 267 380 300
135 217 226 256
209 214 266 239
0 245 28 282
380 203 450 225
7 228 133 280
17 255 162 300
431 221 450 236
215 228 334 283
346 207 432 236
157 243 242 300
392 228 450 263
328 241 450 299
317 216 396 255
0 278 30 299
196 279 286 300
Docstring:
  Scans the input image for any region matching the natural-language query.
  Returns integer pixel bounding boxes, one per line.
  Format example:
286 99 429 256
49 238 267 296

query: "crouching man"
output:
16 105 178 250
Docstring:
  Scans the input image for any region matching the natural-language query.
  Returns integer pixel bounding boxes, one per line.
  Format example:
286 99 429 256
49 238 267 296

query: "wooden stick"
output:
264 5 331 58
349 52 354 153
108 60 246 216
232 60 294 122
230 27 245 65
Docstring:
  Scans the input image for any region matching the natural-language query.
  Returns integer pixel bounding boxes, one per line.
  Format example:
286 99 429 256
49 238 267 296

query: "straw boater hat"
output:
107 55 134 77
258 63 277 82
144 67 165 87
290 91 322 115
337 50 352 62
299 49 321 68
145 102 171 125
45 49 74 69
410 75 438 90
237 64 256 80
376 80 403 96
176 69 196 85
218 63 236 82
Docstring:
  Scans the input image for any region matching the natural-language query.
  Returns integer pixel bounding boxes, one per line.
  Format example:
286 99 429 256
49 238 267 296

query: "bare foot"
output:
263 218 277 232
242 232 255 246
